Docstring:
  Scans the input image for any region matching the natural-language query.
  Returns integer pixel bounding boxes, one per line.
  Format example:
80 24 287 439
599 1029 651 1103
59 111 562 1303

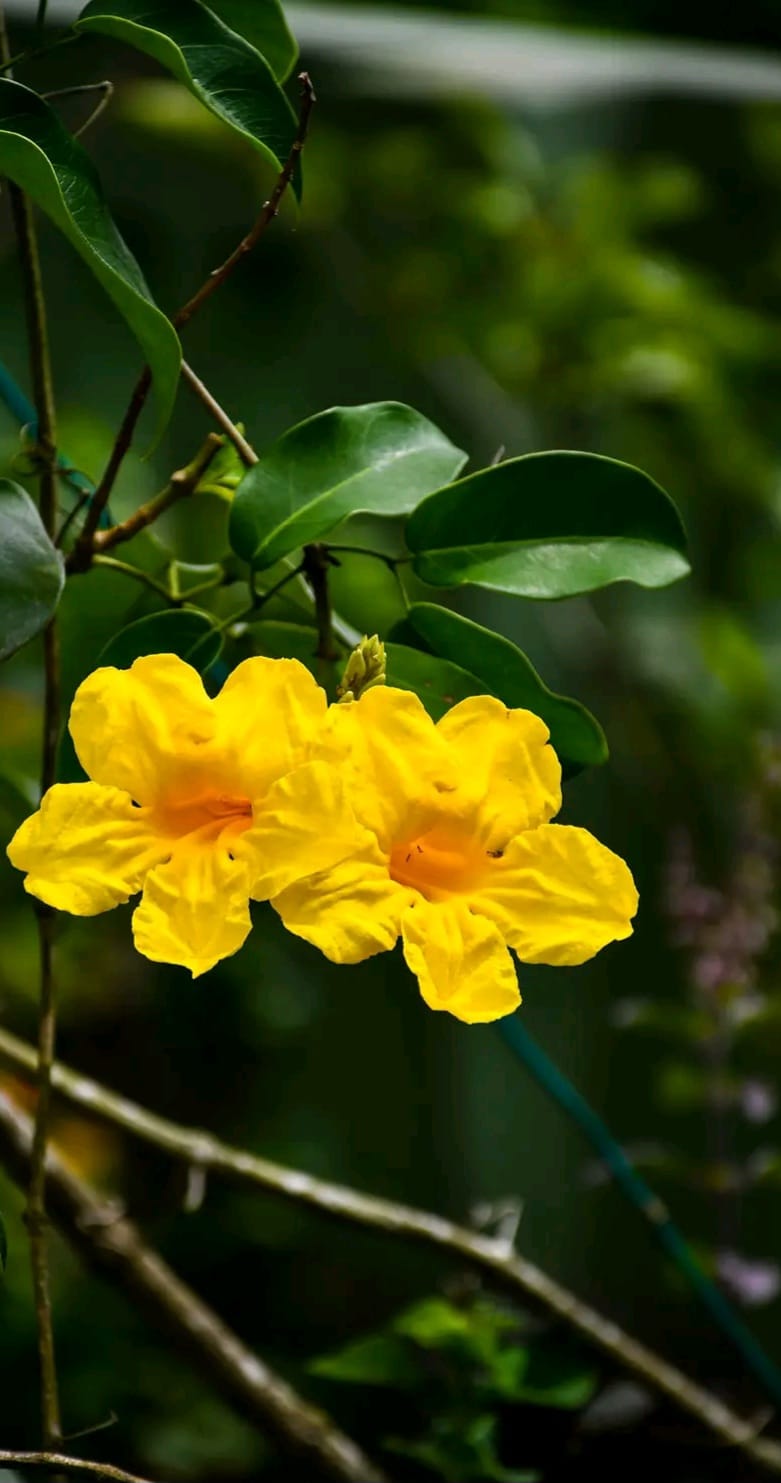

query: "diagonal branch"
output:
0 1450 155 1483
0 1026 779 1471
0 1091 389 1483
69 72 315 571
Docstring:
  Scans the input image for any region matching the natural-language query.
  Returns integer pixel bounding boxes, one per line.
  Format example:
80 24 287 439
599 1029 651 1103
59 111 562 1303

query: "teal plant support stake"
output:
0 355 105 517
498 1013 781 1410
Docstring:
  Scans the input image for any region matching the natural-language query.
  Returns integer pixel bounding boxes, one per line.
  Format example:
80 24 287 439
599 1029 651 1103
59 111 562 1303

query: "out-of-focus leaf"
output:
97 608 223 672
0 1211 6 1272
310 1332 418 1389
406 451 689 599
0 80 180 441
393 604 607 771
699 608 768 709
391 1414 538 1483
76 0 299 189
0 479 64 661
229 402 467 568
207 0 297 81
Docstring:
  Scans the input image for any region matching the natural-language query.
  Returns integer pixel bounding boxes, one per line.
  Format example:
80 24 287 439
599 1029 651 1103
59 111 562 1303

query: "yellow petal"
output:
213 657 328 800
272 854 411 964
238 760 377 901
132 840 252 977
475 823 638 965
69 654 216 806
320 686 457 850
436 696 562 849
401 899 520 1024
6 783 166 915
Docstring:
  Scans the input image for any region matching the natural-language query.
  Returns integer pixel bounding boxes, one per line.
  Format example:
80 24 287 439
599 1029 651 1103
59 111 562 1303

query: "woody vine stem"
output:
0 0 63 1449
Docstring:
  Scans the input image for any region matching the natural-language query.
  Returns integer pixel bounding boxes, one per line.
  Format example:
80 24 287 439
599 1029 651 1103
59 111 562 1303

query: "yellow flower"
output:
6 653 357 977
247 689 638 1024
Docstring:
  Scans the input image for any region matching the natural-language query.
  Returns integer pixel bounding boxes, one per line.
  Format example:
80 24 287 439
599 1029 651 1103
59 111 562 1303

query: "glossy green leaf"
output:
207 0 297 81
97 608 223 672
0 480 65 662
406 451 689 599
0 80 180 441
76 0 299 189
229 402 467 568
390 604 607 771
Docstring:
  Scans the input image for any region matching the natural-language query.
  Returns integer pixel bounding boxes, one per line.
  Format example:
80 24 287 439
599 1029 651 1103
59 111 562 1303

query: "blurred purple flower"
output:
717 1250 781 1308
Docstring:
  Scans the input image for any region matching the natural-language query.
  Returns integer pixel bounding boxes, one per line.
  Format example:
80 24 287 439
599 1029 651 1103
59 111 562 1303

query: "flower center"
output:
389 825 488 902
154 792 254 844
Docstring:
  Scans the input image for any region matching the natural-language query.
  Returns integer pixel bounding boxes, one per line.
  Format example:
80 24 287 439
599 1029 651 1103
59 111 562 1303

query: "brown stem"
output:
0 1451 157 1483
1 1027 780 1473
0 1 63 1447
302 544 339 661
180 362 258 466
91 435 222 556
69 73 315 571
0 1093 389 1483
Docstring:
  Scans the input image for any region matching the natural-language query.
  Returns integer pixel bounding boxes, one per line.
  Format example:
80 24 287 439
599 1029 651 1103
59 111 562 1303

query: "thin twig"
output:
43 80 114 138
180 361 258 466
69 73 315 571
302 543 339 661
91 556 176 604
0 1451 157 1483
1 1029 779 1473
0 30 79 74
0 1 62 1446
92 435 222 556
0 1093 389 1483
35 0 48 42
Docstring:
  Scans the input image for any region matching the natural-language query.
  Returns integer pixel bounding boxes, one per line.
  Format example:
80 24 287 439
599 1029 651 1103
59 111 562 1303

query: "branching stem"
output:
0 0 62 1446
1 1026 780 1472
70 73 315 570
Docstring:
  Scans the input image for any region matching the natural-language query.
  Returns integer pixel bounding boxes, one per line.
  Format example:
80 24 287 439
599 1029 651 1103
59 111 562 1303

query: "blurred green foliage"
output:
3 1 781 1479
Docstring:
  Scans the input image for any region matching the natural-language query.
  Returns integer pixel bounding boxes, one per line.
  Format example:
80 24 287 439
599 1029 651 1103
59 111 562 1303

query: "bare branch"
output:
0 1091 390 1483
0 1027 779 1471
0 1449 156 1483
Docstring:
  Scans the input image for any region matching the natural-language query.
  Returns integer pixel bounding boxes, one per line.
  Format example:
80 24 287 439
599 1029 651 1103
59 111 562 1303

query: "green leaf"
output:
0 479 64 661
406 451 689 599
195 434 247 503
206 0 298 81
391 605 608 772
97 608 223 672
229 402 467 568
76 0 299 189
0 1211 6 1272
311 1332 418 1390
0 80 180 441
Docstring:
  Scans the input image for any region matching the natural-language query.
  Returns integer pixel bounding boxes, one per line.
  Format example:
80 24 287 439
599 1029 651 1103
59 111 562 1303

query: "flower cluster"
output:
6 653 637 1024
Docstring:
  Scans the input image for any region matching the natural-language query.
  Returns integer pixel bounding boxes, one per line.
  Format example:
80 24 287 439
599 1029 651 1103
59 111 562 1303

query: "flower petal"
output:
475 823 638 965
320 686 457 850
401 899 520 1024
272 854 410 964
238 760 377 900
6 782 167 914
213 657 328 800
70 654 215 805
132 841 252 977
436 696 562 847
